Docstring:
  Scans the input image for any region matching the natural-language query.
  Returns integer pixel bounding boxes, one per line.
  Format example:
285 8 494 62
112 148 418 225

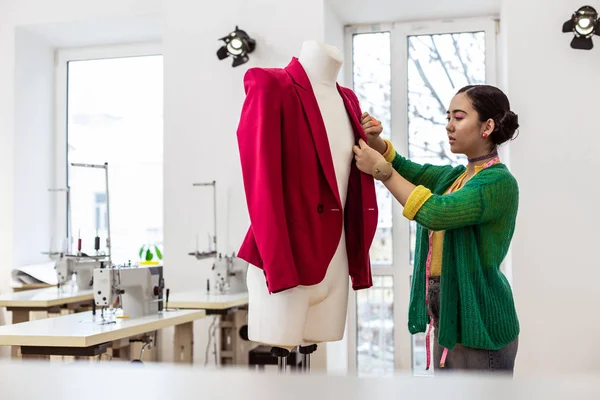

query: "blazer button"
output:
317 204 324 213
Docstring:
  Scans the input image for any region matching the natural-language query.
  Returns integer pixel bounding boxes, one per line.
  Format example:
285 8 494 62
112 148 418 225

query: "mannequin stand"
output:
270 344 318 373
270 347 290 373
299 344 317 373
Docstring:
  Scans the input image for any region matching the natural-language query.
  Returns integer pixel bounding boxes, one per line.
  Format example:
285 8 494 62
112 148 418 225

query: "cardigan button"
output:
317 204 324 213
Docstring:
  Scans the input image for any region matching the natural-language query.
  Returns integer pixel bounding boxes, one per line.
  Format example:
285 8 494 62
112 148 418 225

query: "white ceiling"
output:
326 0 501 24
23 14 162 48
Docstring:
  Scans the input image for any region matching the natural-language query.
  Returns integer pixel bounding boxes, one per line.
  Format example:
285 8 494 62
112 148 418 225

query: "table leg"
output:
174 322 194 364
10 310 30 358
11 309 30 324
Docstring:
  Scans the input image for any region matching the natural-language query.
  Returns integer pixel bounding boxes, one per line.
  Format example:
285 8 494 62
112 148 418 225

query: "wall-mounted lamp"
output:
562 6 600 49
217 26 256 67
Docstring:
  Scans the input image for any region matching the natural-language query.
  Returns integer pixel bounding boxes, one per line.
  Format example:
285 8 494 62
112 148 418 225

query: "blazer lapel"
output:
336 84 367 143
285 58 341 207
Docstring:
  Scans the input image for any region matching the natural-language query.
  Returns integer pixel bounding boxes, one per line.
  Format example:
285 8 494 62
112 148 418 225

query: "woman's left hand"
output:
353 138 386 176
361 112 383 147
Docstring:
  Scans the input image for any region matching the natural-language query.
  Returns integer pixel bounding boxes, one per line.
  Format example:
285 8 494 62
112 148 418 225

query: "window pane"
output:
356 276 394 376
407 32 486 375
352 32 392 266
67 55 163 265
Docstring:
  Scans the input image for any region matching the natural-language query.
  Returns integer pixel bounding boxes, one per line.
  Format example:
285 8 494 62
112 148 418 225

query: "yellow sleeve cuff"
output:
382 139 396 163
402 185 433 220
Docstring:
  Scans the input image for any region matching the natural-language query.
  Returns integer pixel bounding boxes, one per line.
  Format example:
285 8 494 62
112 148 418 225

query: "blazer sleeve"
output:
236 68 299 294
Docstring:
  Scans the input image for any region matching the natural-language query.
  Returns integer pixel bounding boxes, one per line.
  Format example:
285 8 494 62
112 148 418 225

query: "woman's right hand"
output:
361 112 387 155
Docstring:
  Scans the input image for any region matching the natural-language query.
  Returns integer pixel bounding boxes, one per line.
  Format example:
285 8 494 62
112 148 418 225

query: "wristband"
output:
372 159 393 181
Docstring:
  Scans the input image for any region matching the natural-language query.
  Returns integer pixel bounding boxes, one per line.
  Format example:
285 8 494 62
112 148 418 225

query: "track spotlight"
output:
217 26 256 67
562 6 600 50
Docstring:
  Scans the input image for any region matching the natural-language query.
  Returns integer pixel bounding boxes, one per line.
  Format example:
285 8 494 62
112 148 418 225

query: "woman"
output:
357 84 520 374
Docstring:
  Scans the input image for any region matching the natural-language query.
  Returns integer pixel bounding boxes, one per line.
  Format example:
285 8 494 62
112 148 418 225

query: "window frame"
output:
344 17 499 375
53 42 162 251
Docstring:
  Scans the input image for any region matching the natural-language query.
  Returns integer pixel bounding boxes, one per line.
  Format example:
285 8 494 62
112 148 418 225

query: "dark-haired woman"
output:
357 84 520 374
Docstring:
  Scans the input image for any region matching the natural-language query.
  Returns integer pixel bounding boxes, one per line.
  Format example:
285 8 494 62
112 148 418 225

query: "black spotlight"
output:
217 26 256 67
562 6 600 50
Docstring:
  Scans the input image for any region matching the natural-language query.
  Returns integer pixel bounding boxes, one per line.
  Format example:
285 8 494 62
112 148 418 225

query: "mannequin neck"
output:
298 41 343 87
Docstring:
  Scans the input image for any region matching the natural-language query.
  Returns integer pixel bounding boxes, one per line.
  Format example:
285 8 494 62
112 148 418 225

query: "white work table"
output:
0 286 93 311
168 291 248 313
0 286 95 358
168 290 251 365
0 309 206 362
0 286 94 322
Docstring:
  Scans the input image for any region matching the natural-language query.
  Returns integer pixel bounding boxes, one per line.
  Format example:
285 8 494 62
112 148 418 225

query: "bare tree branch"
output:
431 36 455 88
451 34 472 85
409 41 446 115
439 142 461 165
410 108 446 126
417 35 456 88
408 142 455 164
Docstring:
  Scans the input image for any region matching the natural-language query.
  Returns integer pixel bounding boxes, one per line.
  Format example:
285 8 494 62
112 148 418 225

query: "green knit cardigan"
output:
391 152 520 350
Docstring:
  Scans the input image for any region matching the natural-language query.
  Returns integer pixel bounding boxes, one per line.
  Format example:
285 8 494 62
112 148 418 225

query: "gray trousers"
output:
428 276 518 374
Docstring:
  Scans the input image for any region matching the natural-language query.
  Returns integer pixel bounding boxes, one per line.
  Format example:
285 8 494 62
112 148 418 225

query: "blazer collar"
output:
285 56 349 96
285 57 312 92
284 57 365 142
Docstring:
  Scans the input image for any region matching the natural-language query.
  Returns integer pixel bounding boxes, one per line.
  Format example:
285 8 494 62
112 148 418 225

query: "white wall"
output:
0 23 16 300
502 0 600 374
12 28 55 270
324 2 346 85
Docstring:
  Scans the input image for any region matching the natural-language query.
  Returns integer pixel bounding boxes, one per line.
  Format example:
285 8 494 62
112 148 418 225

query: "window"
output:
55 44 163 265
346 19 497 376
351 31 394 377
352 31 393 267
356 276 394 376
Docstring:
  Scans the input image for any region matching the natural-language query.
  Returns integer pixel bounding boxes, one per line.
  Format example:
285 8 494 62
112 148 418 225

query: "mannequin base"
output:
299 344 318 372
270 344 318 373
270 346 290 372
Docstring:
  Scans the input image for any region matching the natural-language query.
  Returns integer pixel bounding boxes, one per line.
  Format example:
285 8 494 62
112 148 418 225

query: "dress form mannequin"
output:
246 40 355 351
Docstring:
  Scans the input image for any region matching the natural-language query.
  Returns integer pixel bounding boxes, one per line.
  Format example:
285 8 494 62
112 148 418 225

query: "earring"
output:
482 133 488 138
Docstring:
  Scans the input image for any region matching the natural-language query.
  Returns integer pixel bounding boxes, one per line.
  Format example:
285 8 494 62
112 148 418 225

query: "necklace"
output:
468 150 498 163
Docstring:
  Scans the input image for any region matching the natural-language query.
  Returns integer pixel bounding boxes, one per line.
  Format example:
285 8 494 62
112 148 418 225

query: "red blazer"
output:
236 57 378 294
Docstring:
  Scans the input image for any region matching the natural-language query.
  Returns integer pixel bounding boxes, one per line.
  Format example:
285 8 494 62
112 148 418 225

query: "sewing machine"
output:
48 162 114 292
55 256 104 290
93 265 164 318
210 253 248 294
186 181 248 294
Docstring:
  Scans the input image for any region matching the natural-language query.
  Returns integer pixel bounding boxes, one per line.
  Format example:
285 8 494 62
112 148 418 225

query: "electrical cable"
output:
204 316 218 367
